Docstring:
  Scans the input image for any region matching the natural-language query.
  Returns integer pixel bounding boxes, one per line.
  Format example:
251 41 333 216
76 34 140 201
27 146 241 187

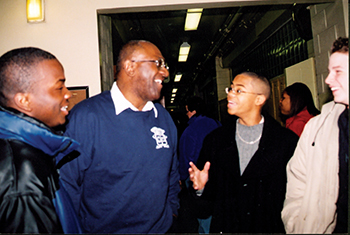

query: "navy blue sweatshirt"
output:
60 91 180 233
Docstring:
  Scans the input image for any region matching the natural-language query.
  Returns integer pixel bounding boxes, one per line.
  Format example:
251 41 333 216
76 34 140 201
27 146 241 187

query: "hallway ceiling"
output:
107 1 331 111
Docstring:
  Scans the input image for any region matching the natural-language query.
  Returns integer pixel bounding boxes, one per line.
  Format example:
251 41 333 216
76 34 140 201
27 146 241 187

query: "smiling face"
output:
130 42 169 107
28 59 71 127
279 91 291 115
325 52 349 106
227 74 260 118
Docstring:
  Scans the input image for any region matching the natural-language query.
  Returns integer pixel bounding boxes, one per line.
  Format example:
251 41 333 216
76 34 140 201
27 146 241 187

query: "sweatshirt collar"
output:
110 82 158 118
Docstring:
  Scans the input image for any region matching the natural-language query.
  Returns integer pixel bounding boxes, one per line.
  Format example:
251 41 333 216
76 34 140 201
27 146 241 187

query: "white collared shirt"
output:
110 82 158 118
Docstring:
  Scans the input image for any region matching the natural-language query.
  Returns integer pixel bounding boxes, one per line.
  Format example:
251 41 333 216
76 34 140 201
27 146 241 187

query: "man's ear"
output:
123 60 136 77
13 93 32 112
255 94 267 106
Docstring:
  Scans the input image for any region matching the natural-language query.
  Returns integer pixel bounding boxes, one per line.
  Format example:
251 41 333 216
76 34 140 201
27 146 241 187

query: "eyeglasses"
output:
131 58 169 70
225 87 262 95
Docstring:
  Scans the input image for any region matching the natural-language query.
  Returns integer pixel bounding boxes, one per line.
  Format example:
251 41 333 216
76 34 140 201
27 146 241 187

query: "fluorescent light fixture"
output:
178 55 188 62
174 74 182 82
179 43 191 55
178 42 191 62
172 88 178 93
27 0 44 23
185 8 203 31
172 94 176 97
187 8 203 13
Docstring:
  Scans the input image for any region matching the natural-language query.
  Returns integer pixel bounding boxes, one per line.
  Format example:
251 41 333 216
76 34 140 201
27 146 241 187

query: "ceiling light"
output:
185 8 203 31
27 0 44 23
178 42 191 62
174 74 182 82
172 88 178 93
172 94 176 97
178 55 188 62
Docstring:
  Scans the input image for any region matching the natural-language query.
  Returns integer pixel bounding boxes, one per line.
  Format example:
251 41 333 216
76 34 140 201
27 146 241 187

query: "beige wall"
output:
0 0 266 96
310 0 348 106
0 0 337 96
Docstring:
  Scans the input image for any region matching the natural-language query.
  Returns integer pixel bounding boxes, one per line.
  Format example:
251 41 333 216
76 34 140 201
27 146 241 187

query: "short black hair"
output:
0 47 56 106
240 71 271 100
186 96 205 116
115 40 150 78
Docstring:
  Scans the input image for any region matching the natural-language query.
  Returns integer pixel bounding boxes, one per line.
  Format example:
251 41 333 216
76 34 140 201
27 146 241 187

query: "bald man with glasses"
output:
60 40 180 233
188 71 298 233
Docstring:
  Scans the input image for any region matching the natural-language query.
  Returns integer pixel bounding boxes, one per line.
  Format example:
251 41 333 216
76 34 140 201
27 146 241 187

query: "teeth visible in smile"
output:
228 100 237 106
61 106 68 111
331 87 339 91
155 79 162 84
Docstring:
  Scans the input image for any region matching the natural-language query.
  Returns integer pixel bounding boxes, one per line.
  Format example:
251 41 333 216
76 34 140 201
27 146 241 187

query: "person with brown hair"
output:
282 37 349 233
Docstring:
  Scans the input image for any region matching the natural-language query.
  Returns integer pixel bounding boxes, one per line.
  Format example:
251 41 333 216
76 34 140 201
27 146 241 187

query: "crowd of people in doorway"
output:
0 37 348 234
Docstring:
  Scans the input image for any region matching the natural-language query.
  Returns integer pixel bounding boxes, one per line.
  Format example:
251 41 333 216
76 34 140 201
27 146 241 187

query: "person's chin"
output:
334 97 348 105
227 109 237 116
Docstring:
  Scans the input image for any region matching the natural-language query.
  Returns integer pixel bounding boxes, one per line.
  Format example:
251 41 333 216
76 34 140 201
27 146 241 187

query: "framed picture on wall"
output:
67 86 89 111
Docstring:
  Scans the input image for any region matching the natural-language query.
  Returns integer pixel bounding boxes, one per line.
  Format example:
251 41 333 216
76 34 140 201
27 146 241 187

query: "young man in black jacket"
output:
188 72 298 233
0 47 81 233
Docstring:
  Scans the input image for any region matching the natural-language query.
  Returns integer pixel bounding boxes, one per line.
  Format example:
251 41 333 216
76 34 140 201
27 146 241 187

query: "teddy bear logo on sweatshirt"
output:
150 127 169 149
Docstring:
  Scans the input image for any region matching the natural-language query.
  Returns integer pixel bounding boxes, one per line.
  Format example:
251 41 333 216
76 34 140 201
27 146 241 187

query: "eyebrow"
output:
231 83 246 88
328 65 344 71
56 78 66 84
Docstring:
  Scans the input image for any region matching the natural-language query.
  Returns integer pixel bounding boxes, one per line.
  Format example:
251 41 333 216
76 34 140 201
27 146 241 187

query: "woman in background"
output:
279 82 320 136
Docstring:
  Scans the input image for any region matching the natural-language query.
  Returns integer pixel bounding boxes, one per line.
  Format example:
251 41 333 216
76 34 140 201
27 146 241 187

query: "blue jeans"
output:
185 178 212 234
198 216 212 234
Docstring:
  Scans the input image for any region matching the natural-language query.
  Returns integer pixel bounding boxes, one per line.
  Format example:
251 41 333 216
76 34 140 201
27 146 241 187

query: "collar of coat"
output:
0 106 79 164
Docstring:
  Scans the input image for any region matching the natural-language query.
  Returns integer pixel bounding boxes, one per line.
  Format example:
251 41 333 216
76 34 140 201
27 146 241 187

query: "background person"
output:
279 82 320 136
177 96 221 233
282 37 348 234
179 96 221 183
188 72 298 233
60 40 180 233
0 47 81 233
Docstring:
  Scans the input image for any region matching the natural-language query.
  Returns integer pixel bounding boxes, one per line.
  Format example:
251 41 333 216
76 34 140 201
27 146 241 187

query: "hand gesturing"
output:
188 161 210 190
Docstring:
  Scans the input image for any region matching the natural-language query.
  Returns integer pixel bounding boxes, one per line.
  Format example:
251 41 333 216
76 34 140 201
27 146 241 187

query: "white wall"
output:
0 0 337 96
0 0 252 96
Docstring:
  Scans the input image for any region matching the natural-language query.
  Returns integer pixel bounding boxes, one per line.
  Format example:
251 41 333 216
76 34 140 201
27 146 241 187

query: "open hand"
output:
188 161 210 190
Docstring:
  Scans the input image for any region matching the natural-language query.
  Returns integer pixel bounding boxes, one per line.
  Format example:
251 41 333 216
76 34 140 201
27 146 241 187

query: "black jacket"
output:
0 107 82 233
0 139 64 233
190 114 299 233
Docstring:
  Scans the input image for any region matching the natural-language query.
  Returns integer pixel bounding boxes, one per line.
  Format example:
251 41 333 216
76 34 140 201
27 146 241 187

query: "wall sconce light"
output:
27 0 44 23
